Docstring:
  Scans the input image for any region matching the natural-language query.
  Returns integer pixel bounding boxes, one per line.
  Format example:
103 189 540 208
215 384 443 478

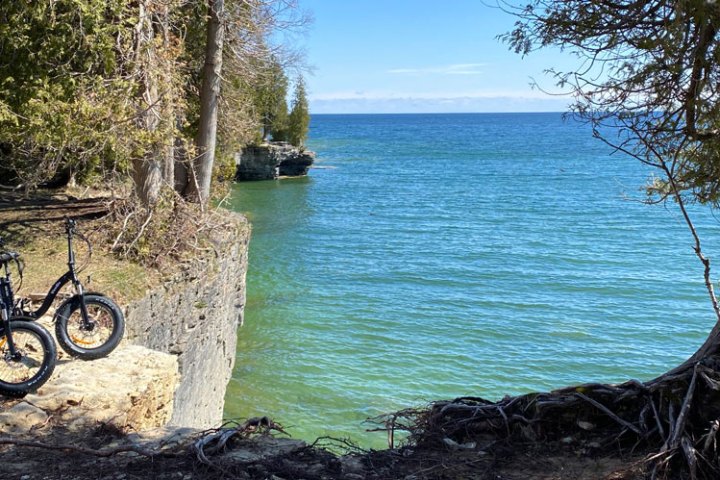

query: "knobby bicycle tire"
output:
55 294 125 360
0 320 57 397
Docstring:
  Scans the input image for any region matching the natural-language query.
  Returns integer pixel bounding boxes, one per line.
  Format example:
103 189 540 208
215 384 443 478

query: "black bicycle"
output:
0 250 56 397
9 218 125 360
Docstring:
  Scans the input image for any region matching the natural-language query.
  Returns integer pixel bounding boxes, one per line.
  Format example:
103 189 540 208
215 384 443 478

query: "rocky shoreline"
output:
0 203 640 480
236 143 315 181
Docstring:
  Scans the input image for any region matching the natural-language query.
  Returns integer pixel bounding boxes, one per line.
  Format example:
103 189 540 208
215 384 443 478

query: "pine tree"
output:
251 56 289 142
270 94 289 142
287 75 310 148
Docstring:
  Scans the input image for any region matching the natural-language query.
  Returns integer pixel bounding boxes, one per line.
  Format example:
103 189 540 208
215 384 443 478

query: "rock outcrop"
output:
0 213 250 438
124 214 251 429
236 142 315 180
0 345 179 434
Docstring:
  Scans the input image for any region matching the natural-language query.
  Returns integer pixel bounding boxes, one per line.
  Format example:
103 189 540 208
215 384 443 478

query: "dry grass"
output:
0 190 157 306
0 187 246 306
16 226 155 304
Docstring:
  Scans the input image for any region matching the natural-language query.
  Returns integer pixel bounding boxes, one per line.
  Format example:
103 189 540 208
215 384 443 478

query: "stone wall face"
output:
124 214 250 429
236 143 315 181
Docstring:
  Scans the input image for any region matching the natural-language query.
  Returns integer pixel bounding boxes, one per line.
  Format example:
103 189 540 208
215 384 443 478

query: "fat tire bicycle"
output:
7 218 125 360
0 251 56 397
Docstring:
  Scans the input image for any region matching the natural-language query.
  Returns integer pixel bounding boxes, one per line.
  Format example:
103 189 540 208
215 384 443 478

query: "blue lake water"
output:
224 112 720 448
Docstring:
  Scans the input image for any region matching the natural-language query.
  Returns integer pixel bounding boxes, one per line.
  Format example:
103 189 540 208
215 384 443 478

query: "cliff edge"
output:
0 211 250 434
124 213 250 428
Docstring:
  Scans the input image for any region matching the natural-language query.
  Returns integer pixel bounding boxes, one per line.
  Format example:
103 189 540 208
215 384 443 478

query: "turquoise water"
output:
224 112 719 448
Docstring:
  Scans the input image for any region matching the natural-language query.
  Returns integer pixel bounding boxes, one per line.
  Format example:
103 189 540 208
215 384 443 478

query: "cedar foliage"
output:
0 0 309 204
287 75 310 148
253 56 290 142
0 0 140 188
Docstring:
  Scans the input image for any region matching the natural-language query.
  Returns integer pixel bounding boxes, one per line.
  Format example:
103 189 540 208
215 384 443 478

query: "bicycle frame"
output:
19 271 77 319
13 219 90 327
0 260 19 357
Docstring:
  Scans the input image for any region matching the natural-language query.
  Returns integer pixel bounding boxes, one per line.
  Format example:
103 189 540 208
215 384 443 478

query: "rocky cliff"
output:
124 214 250 428
236 142 315 180
0 213 251 436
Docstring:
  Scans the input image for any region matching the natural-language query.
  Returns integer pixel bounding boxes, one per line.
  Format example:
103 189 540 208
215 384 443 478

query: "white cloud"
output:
387 63 486 76
309 95 570 114
311 88 563 102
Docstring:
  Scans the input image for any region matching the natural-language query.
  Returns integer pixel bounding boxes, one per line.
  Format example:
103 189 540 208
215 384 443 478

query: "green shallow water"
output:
224 113 720 448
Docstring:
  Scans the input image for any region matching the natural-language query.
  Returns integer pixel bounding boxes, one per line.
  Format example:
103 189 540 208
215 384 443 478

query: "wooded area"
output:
0 0 310 207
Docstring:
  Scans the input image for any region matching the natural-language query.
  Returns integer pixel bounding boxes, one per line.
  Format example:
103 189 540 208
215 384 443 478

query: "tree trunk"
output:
131 158 162 206
159 8 175 188
184 0 225 205
174 132 189 194
131 0 164 206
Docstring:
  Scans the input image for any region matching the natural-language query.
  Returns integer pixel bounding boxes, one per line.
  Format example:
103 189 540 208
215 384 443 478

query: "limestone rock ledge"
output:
124 214 250 429
1 214 249 437
0 345 179 435
125 212 250 429
236 142 315 180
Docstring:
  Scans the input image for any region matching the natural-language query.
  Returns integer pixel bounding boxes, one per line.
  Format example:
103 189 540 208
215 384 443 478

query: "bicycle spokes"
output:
0 329 46 382
66 304 114 349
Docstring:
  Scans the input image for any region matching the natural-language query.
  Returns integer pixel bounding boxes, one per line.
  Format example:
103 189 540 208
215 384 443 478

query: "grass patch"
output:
0 188 248 308
3 220 155 306
0 191 157 306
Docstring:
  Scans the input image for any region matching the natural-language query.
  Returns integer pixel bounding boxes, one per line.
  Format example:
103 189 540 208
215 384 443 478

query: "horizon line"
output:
309 110 569 115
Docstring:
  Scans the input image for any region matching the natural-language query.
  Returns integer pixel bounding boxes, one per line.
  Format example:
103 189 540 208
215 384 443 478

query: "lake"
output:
224 112 719 448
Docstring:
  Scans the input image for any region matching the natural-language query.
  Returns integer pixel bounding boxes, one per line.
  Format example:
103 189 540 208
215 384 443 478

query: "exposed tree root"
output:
0 413 650 479
192 416 287 464
374 358 720 479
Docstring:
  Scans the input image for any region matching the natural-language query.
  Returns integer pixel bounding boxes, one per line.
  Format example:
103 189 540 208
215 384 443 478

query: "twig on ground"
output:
574 392 642 435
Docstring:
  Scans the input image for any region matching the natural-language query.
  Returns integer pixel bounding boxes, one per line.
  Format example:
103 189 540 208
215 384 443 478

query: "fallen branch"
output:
669 364 700 449
574 392 642 435
682 435 698 480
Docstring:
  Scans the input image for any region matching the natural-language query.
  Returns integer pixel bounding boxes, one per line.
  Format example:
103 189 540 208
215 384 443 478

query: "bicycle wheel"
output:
0 321 56 397
55 294 125 360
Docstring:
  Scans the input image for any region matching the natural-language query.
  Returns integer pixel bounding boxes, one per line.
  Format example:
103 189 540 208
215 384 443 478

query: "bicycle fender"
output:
52 293 111 321
53 295 78 321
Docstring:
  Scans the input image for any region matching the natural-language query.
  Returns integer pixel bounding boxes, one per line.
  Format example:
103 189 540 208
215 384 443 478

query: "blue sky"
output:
297 0 577 114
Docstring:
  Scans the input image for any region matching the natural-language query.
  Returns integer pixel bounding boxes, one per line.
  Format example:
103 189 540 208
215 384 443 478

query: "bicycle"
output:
0 250 56 397
8 218 125 360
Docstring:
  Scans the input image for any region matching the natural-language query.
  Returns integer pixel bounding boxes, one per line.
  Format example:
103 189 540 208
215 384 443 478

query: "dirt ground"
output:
0 424 648 480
